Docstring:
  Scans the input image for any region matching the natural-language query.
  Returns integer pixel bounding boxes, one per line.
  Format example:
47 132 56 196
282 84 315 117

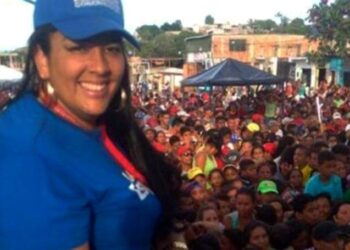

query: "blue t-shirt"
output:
0 93 161 249
304 173 343 201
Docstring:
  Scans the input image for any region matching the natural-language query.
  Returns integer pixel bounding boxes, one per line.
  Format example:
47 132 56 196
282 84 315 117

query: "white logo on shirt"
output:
122 172 152 201
74 0 121 13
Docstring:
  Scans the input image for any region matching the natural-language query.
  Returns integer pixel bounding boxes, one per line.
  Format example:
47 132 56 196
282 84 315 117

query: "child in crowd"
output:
239 159 257 188
305 150 343 201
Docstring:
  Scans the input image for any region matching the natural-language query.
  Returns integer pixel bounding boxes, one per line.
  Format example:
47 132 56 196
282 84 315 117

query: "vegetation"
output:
130 2 349 61
306 0 350 63
205 15 215 25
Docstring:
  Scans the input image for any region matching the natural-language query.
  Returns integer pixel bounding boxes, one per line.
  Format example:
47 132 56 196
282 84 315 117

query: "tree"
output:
160 20 183 31
172 20 183 31
137 31 199 58
307 0 350 61
136 25 161 42
205 15 215 25
275 12 290 33
248 19 278 33
285 18 308 35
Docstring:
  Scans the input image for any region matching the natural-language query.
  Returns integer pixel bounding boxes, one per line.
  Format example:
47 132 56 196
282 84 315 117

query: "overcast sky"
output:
0 0 321 51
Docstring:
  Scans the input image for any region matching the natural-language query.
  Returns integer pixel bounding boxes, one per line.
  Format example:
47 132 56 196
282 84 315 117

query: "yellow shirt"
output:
300 164 313 184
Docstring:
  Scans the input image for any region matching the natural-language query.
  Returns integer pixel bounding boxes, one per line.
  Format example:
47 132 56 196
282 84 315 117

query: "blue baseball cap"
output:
34 0 139 48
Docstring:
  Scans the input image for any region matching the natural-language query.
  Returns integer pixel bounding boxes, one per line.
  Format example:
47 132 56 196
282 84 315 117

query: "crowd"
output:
132 80 350 250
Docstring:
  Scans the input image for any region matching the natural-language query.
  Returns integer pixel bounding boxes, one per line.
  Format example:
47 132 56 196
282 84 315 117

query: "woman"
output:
193 135 220 177
152 130 168 153
224 188 256 231
333 202 350 226
315 193 332 221
207 168 224 193
0 0 180 249
252 145 265 164
243 220 273 250
281 168 304 204
239 140 253 159
257 162 274 181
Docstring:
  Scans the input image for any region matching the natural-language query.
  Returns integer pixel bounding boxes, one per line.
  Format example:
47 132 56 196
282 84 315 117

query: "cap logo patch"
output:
74 0 121 13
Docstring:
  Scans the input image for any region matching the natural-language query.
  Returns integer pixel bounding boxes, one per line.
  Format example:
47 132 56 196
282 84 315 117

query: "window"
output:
229 39 247 51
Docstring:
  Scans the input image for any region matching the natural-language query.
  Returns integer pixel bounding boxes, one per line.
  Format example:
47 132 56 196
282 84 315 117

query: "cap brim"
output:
53 16 140 49
259 188 278 194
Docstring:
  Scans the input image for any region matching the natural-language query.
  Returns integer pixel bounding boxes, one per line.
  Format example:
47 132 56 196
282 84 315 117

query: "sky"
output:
0 0 322 51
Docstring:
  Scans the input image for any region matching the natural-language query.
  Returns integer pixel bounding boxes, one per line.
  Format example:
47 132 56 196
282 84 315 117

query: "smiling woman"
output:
0 0 181 249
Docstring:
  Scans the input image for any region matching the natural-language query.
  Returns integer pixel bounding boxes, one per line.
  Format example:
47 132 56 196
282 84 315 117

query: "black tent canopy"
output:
181 58 285 87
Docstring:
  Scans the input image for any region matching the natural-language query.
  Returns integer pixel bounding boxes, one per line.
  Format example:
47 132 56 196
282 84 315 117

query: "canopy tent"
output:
181 58 285 87
0 65 23 88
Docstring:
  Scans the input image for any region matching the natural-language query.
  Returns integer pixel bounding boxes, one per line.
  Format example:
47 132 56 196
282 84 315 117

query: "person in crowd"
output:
286 220 310 250
224 188 256 231
293 144 313 184
282 168 304 204
252 145 266 164
179 126 194 148
152 130 168 153
332 143 350 166
215 115 227 130
256 179 280 204
185 181 208 209
227 115 241 138
207 169 224 194
215 194 232 222
257 162 274 181
311 221 344 250
269 198 286 223
221 179 244 205
196 205 220 224
187 167 207 188
270 223 293 250
274 147 294 185
332 202 350 226
308 147 319 174
292 194 319 227
157 110 171 132
193 135 220 177
304 150 343 201
167 116 184 138
255 204 277 226
239 140 254 159
222 164 239 181
167 134 181 164
144 127 156 142
177 145 194 177
335 159 348 192
239 159 258 188
243 220 273 250
0 0 181 248
315 193 332 221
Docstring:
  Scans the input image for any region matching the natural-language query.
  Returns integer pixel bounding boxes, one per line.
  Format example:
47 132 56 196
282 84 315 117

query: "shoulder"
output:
305 173 320 185
0 93 47 151
331 175 342 183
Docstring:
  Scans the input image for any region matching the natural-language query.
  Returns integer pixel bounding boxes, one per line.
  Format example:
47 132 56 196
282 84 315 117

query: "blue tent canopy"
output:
181 58 285 87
